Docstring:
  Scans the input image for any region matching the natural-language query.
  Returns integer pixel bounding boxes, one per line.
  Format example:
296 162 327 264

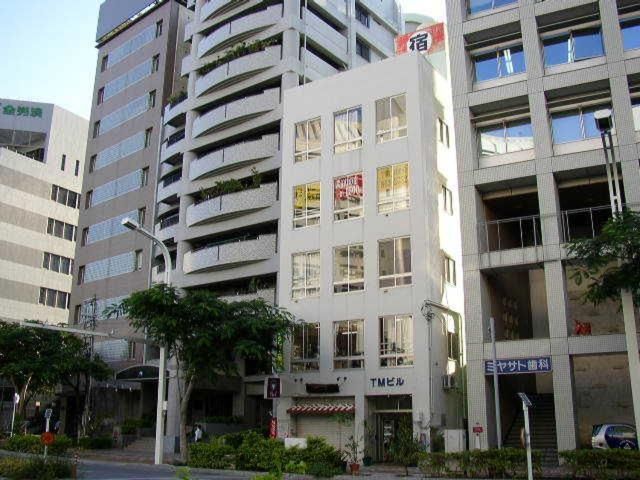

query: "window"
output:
442 185 453 215
47 218 76 241
355 4 370 27
333 244 364 293
334 173 363 221
60 154 66 171
93 121 100 139
43 252 73 275
377 163 410 214
334 106 363 153
101 55 108 72
85 191 93 209
478 118 533 155
633 97 640 131
551 105 608 144
379 314 414 367
77 266 85 285
444 255 456 285
293 182 320 229
84 210 140 244
148 90 156 109
74 160 80 177
141 167 149 186
473 44 525 82
89 155 97 173
438 118 450 147
97 87 105 105
292 251 320 298
39 287 70 309
543 28 604 67
81 228 89 246
334 320 364 368
51 185 79 208
356 39 370 61
152 54 160 72
294 117 321 163
468 0 517 15
145 128 153 147
378 237 412 288
135 250 143 270
376 94 407 143
138 207 146 226
128 342 136 360
156 20 163 38
291 322 320 371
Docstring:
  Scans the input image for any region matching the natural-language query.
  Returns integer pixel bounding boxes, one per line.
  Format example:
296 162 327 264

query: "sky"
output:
0 0 444 120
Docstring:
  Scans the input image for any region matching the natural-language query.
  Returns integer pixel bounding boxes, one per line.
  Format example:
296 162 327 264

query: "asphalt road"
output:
78 460 253 480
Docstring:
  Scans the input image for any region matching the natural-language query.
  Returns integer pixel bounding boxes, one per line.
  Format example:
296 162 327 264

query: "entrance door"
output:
376 413 411 462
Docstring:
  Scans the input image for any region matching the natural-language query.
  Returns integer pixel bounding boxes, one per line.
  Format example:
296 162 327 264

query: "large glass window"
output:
378 237 412 288
43 252 73 275
292 251 320 299
379 314 414 367
333 244 364 293
543 28 604 67
38 288 69 310
291 322 320 371
334 106 363 153
377 163 410 214
468 0 516 15
473 44 525 82
334 320 364 369
376 94 407 143
621 17 640 51
293 182 321 229
551 105 609 144
295 117 321 163
444 255 457 285
334 173 363 221
478 118 534 156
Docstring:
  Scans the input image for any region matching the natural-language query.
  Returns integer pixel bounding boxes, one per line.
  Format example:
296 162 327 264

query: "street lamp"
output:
122 217 172 465
593 110 640 436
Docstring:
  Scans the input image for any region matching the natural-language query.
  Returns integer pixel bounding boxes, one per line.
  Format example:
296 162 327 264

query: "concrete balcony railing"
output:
189 134 278 180
164 97 187 127
356 18 396 53
160 161 181 177
181 55 193 77
197 5 282 58
313 0 348 20
192 88 280 138
157 174 182 203
219 288 276 304
195 46 281 98
161 132 185 163
186 182 277 227
360 0 401 28
200 0 247 22
155 220 179 243
184 21 194 42
303 50 339 80
307 9 348 57
183 233 277 274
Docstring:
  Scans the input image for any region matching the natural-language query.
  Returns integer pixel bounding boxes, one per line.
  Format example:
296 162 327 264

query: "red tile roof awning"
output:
287 403 355 416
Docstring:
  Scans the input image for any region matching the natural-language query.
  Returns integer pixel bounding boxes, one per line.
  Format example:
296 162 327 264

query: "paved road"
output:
78 459 253 480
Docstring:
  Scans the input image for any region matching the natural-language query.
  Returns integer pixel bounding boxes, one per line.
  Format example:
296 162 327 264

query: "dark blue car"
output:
592 424 638 450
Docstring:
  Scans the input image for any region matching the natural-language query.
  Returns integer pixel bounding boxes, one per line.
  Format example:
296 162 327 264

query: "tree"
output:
387 417 424 476
112 284 295 462
567 210 640 306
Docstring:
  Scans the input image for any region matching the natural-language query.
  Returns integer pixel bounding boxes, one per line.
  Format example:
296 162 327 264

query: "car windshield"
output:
592 425 603 436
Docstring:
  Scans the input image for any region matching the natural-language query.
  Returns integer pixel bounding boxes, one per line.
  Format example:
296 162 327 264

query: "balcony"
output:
192 88 280 138
157 171 182 203
197 5 282 59
186 182 277 227
195 46 281 98
359 0 400 28
161 130 185 163
184 21 194 42
181 55 193 77
200 0 247 23
183 233 277 273
303 50 340 80
189 134 278 180
314 0 348 20
560 205 614 244
155 214 180 242
306 9 348 58
164 94 187 127
219 288 276 304
478 214 542 253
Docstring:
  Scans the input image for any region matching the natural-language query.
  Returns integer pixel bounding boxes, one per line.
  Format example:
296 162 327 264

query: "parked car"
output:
592 424 638 450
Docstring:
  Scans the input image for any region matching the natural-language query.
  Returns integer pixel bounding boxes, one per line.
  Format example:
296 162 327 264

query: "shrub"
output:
77 436 113 449
120 417 152 435
3 434 72 456
287 437 344 477
0 457 72 480
189 437 235 470
560 449 640 480
234 431 286 472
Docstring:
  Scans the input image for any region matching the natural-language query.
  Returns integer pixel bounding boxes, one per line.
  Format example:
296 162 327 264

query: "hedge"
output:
419 448 543 479
559 449 640 480
77 436 114 449
2 434 72 456
188 431 343 477
0 457 71 480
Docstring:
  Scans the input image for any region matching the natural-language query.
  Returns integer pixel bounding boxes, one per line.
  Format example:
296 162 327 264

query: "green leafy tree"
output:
387 417 424 476
567 210 640 306
111 284 295 462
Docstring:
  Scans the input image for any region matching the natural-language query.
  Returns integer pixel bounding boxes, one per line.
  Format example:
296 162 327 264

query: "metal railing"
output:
162 170 182 187
478 214 543 253
560 205 613 243
159 214 179 230
166 129 185 146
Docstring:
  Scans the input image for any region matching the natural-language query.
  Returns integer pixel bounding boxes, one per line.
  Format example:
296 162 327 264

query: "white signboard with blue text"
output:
485 357 552 375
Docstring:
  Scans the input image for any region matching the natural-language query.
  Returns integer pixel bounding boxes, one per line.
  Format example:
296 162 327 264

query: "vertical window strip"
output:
94 131 147 171
83 251 138 284
99 93 151 135
86 209 140 245
90 169 145 206
107 24 156 69
103 59 154 102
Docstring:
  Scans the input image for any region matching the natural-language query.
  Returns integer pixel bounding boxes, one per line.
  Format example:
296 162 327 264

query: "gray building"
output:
158 0 404 432
70 0 192 423
275 52 465 457
447 0 640 454
0 99 87 326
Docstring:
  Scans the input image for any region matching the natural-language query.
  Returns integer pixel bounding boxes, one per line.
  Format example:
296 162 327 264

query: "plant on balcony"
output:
198 178 244 202
567 210 640 306
168 90 188 107
106 284 295 463
198 37 279 75
251 167 262 189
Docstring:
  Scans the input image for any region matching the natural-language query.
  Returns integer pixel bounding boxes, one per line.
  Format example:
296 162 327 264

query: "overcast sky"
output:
0 0 445 119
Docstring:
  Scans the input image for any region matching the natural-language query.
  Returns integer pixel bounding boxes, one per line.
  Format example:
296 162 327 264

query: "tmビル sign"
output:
370 376 405 388
485 357 552 375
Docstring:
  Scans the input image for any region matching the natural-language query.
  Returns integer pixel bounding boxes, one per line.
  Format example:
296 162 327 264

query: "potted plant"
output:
344 435 362 475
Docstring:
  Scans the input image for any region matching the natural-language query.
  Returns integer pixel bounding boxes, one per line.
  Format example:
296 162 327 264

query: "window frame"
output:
442 185 454 215
377 163 410 214
472 43 526 83
378 236 412 288
294 117 322 163
291 322 320 372
355 4 370 27
356 39 371 61
477 117 534 156
379 314 414 368
376 93 408 144
155 20 163 38
444 254 457 286
333 243 365 294
468 0 517 15
291 250 321 299
550 104 611 144
333 172 364 221
97 87 105 105
542 26 604 67
334 319 365 369
334 106 363 153
293 182 321 229
100 55 108 72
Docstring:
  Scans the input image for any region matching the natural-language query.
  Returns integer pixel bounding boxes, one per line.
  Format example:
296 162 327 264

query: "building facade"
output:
0 99 87 326
447 0 640 454
70 0 192 422
159 0 403 433
274 53 465 458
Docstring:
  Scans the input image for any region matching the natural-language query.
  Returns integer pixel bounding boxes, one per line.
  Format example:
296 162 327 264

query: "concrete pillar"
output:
355 394 366 461
537 172 562 250
551 355 578 451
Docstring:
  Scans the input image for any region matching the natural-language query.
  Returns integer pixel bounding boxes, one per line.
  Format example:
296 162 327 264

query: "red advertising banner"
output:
395 23 446 56
334 173 363 201
269 417 278 438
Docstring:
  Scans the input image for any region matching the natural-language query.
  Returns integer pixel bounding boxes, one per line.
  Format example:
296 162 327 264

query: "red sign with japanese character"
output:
334 173 363 202
395 23 446 56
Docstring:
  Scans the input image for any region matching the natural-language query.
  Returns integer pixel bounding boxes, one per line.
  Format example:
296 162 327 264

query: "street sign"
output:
517 392 533 408
485 356 552 375
41 432 55 446
472 425 483 434
44 408 53 419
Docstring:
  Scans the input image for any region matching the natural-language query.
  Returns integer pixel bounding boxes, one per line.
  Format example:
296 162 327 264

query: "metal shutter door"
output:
295 416 354 450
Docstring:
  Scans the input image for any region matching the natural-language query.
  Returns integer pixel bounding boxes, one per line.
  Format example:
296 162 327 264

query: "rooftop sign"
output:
0 102 43 118
395 23 446 56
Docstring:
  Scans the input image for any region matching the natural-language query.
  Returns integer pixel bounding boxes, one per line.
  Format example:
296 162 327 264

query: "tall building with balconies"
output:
70 0 192 427
158 0 403 431
447 0 640 459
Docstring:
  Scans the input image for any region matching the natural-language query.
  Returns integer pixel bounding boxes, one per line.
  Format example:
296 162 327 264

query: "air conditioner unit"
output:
442 374 456 390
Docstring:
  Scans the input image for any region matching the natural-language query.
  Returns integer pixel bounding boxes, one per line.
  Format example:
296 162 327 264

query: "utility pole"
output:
79 296 97 439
